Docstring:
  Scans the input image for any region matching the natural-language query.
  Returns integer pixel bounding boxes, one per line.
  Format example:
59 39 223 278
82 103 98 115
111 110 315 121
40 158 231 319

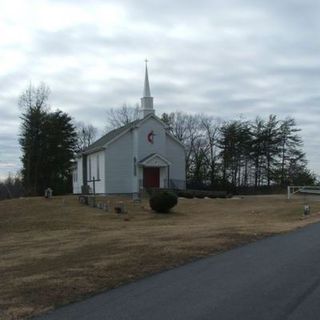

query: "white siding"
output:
105 131 134 193
73 115 186 194
136 117 186 190
87 151 105 194
160 167 168 188
136 118 167 191
72 157 83 194
137 118 166 159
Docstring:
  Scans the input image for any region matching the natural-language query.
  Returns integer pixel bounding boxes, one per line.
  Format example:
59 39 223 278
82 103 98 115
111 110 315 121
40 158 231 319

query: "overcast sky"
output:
1 0 320 179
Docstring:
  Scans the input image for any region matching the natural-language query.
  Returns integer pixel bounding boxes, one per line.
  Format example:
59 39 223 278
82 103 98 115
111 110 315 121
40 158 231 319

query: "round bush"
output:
177 191 194 199
149 191 178 213
194 193 206 199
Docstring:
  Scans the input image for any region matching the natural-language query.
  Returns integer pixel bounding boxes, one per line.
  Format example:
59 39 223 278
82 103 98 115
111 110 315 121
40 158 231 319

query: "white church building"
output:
72 63 186 194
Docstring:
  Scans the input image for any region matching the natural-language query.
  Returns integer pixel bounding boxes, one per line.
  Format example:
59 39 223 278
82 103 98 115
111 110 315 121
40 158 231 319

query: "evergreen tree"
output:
19 84 77 195
19 83 49 195
41 110 77 194
218 120 250 188
250 118 266 187
261 115 281 187
277 118 304 186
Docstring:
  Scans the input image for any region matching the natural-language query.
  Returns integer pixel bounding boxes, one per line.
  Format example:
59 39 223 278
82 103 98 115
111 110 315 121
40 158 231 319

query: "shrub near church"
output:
150 191 178 213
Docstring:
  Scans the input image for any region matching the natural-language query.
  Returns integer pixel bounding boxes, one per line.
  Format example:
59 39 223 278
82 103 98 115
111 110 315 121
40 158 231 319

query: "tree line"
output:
0 174 24 201
161 112 316 191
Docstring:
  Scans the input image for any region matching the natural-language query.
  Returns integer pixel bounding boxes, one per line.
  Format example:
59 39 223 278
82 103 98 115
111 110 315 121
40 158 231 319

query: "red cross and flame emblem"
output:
147 130 155 144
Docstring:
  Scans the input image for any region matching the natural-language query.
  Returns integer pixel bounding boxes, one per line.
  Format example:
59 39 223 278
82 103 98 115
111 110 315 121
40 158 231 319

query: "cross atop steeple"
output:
141 59 154 117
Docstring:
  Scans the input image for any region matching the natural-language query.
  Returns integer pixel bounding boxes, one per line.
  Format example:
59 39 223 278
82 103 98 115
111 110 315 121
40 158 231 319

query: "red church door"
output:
143 167 160 188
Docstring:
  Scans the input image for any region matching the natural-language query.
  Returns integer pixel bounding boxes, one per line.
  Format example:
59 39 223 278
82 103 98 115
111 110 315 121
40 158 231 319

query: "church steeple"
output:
143 61 151 97
141 59 154 117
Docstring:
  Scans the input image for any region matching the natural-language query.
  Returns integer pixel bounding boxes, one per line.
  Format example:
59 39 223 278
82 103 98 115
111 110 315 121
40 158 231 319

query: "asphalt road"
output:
35 222 320 320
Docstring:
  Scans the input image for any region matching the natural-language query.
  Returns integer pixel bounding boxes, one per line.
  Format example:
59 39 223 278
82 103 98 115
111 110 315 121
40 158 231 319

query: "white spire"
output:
141 58 154 117
143 60 151 97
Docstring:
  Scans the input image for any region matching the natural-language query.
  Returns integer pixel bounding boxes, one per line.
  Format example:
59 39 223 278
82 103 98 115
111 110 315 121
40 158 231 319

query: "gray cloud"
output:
0 0 320 178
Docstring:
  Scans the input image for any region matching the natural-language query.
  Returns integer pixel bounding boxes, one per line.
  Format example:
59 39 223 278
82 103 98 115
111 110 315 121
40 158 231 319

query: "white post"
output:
287 186 291 200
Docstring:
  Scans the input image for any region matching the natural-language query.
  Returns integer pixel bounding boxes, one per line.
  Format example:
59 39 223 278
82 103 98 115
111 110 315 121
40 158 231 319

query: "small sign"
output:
44 188 53 199
304 205 311 215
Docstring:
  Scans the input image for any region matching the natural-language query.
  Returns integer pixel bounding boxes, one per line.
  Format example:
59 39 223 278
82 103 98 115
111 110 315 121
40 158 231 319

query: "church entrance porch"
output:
143 167 160 188
138 153 171 191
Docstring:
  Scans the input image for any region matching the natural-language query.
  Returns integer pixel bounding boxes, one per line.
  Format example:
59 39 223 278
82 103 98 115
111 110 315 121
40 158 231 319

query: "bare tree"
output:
75 121 98 152
106 103 140 131
162 112 190 142
162 112 204 182
201 116 221 186
19 82 51 195
18 82 50 112
0 173 25 200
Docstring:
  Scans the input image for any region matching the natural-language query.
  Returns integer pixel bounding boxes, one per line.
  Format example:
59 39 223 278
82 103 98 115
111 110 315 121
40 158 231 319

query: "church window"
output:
133 157 137 176
73 171 77 182
97 154 100 180
88 157 92 180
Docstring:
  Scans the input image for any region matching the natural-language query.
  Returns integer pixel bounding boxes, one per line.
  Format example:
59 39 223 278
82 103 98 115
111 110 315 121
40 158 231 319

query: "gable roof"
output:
139 153 171 166
82 119 141 155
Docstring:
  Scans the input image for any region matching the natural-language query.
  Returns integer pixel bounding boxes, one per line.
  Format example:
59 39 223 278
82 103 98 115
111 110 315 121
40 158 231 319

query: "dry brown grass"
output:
1 194 320 319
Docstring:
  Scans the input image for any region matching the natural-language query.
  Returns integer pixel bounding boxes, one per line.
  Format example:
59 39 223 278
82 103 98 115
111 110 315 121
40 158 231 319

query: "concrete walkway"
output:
35 222 320 320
